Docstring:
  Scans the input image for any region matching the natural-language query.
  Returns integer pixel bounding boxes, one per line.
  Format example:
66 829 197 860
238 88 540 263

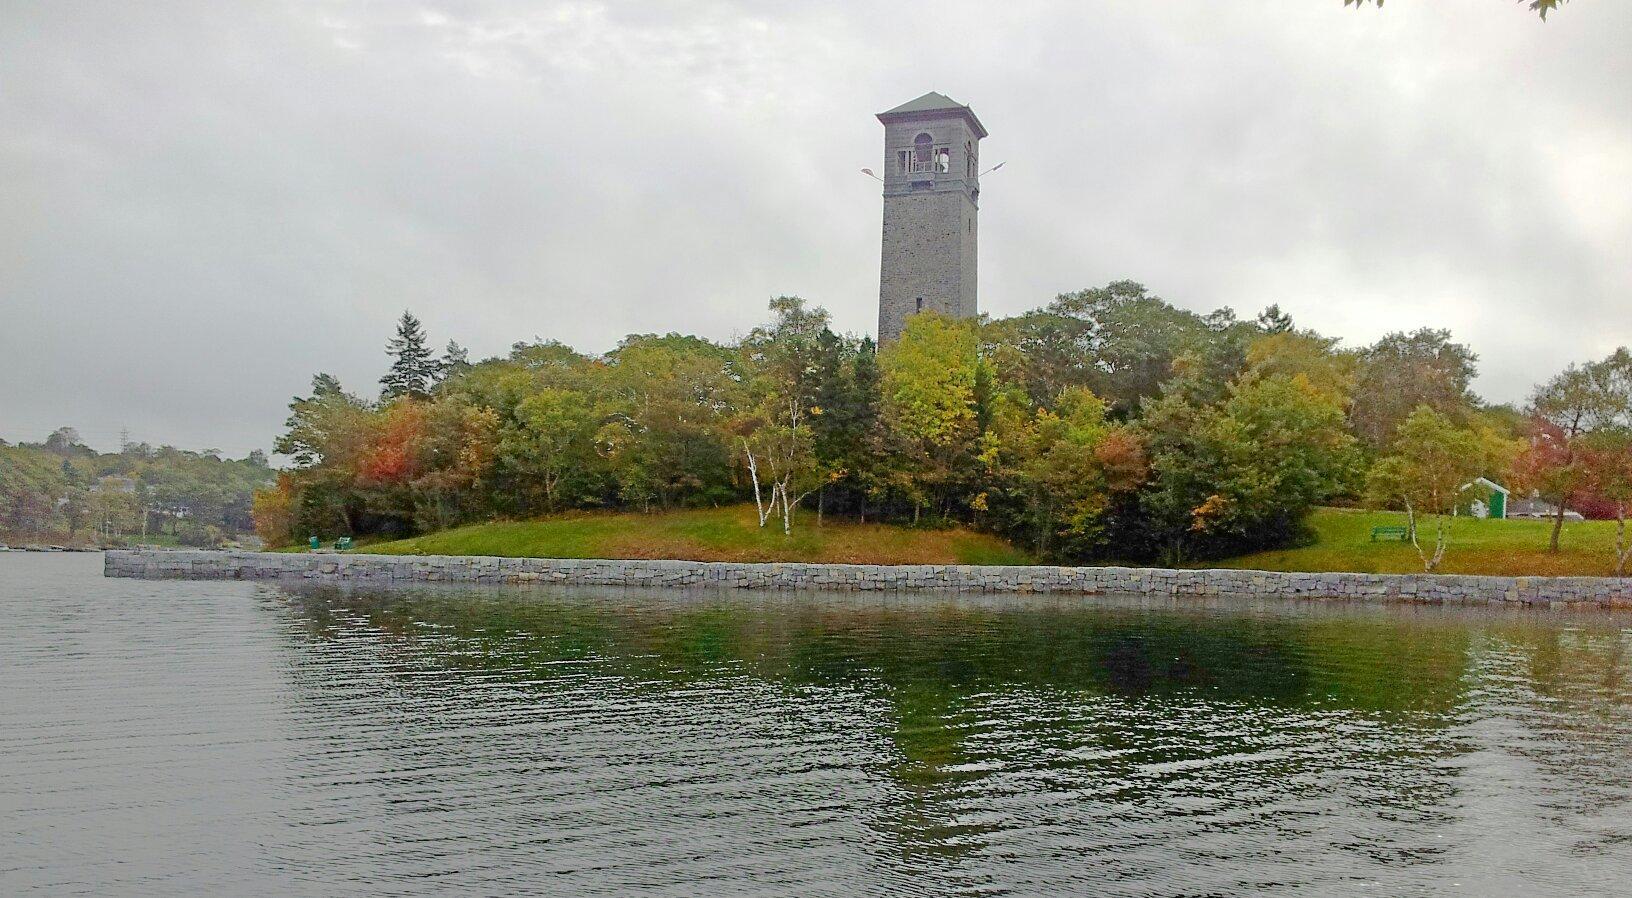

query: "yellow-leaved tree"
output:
878 313 981 524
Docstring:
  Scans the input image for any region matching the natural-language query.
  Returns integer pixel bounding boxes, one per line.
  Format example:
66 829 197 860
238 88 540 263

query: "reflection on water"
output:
3 554 1632 896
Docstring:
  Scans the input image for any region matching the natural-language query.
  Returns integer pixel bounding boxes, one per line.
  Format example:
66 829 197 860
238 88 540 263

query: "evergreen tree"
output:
380 311 436 400
1256 304 1294 334
439 340 472 383
310 372 344 399
846 338 887 514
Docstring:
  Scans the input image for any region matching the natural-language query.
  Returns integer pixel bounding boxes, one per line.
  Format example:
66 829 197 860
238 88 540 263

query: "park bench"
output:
1370 526 1409 542
334 537 353 551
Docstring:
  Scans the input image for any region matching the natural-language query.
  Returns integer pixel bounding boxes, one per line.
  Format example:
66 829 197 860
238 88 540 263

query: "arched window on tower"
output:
913 133 933 173
907 133 950 175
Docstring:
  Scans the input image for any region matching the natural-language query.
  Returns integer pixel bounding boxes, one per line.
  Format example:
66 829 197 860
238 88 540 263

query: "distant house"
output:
1463 477 1510 519
1507 496 1585 522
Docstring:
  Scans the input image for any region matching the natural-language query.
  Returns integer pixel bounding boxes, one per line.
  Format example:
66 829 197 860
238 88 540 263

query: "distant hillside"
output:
0 428 272 547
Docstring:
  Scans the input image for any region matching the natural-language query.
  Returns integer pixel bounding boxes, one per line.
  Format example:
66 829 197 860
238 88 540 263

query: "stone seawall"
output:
103 550 1632 609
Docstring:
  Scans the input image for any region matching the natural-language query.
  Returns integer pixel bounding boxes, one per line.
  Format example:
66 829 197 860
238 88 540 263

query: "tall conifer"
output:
381 311 436 400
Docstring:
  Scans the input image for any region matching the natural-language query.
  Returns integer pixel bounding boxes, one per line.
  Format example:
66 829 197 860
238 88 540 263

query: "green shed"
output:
1470 477 1509 519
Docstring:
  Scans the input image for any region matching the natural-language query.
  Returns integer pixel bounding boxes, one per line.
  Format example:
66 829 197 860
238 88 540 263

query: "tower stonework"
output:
876 92 987 343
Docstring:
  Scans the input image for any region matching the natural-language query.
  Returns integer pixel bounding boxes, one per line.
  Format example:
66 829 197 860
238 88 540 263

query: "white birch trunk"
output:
742 438 771 527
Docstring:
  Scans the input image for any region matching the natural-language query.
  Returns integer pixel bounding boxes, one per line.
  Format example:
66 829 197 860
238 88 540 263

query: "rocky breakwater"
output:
102 549 1632 609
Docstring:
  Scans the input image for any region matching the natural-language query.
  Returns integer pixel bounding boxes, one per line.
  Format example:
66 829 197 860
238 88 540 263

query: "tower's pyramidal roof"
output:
877 91 987 138
881 91 965 115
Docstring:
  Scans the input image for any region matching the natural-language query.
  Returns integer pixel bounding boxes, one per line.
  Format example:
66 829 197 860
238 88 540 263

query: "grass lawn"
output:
361 504 1035 566
1216 507 1630 577
298 505 1628 577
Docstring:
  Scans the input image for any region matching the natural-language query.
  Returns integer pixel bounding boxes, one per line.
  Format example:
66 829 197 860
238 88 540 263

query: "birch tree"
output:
1366 406 1489 572
737 297 837 533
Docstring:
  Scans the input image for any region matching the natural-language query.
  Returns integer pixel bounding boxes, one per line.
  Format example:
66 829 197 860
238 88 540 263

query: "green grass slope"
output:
316 505 1627 577
1216 507 1629 577
362 504 1034 566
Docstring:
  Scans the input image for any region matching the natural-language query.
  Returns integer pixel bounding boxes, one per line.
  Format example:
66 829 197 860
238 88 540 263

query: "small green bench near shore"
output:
1371 526 1409 542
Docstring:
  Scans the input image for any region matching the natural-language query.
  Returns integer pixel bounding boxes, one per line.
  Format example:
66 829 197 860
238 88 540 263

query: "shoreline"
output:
104 549 1632 609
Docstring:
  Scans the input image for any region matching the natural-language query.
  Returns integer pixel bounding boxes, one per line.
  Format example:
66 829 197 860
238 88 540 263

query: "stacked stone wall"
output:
104 550 1632 609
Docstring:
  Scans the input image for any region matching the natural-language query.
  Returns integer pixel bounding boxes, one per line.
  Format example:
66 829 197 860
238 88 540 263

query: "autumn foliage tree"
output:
1516 352 1629 552
265 283 1540 567
251 473 298 546
978 386 1146 558
879 313 982 523
1137 373 1357 563
1579 429 1632 575
1350 329 1478 450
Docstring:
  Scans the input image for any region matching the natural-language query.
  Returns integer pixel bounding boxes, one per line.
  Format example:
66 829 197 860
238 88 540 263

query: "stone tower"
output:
876 92 987 343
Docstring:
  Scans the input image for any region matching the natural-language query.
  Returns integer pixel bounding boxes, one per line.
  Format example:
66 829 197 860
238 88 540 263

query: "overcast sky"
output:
3 0 1629 456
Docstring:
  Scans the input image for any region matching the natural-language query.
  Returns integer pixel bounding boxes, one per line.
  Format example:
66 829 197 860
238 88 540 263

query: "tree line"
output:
0 428 273 546
254 286 1632 571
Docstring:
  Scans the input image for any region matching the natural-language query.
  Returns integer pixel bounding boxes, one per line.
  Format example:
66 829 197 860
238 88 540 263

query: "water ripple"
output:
4 554 1632 896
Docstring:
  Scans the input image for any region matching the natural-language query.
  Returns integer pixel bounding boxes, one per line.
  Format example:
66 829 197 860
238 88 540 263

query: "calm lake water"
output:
4 554 1632 896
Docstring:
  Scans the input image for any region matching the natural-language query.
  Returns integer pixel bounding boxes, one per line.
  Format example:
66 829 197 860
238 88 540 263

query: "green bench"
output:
1371 526 1409 542
334 537 353 551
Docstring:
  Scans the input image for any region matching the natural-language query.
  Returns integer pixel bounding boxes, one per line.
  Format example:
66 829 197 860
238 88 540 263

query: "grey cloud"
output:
2 0 1627 453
